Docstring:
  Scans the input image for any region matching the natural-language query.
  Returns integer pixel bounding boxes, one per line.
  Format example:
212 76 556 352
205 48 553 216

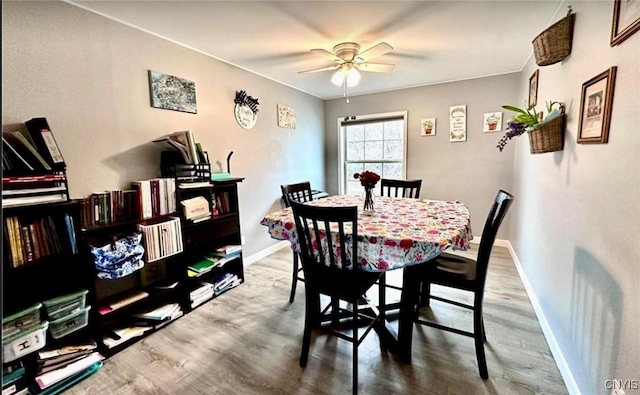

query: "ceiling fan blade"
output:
298 65 339 74
356 63 395 73
356 42 393 62
310 48 341 63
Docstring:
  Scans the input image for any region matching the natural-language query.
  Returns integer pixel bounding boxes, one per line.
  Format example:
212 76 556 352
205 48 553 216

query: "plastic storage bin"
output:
2 303 42 337
42 290 88 321
2 321 49 363
49 306 91 339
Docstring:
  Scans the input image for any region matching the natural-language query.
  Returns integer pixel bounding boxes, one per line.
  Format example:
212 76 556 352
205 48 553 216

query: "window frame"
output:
337 110 408 194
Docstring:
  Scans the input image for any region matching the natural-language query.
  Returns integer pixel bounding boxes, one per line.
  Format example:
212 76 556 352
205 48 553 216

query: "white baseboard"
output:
469 236 510 248
243 240 290 266
504 241 580 395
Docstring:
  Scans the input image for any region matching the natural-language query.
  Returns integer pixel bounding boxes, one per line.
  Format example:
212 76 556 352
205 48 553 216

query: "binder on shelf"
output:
24 117 66 171
3 131 52 171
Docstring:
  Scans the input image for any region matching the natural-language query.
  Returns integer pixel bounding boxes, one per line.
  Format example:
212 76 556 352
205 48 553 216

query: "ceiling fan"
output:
299 42 395 94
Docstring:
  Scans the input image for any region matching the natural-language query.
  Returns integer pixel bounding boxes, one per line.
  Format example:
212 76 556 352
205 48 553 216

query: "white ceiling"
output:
68 0 565 100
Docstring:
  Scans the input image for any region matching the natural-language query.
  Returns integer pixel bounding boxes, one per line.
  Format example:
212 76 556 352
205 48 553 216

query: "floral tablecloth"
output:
260 195 472 272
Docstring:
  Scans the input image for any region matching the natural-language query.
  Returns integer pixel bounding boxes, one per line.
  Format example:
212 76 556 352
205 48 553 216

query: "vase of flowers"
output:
353 170 380 213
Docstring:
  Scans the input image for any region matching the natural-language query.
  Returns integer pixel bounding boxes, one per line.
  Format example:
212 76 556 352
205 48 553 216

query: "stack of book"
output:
189 281 214 309
34 341 104 391
187 259 216 277
2 117 69 207
2 362 27 395
102 326 152 350
130 177 177 220
180 195 211 223
130 302 183 330
213 273 242 296
206 244 242 267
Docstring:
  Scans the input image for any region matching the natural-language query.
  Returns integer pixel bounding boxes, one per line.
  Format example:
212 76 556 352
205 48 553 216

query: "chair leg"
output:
300 293 320 367
419 280 431 307
352 299 359 394
473 302 489 379
289 252 299 303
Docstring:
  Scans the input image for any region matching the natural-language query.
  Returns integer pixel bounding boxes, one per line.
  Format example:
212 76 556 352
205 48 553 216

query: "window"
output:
338 111 408 195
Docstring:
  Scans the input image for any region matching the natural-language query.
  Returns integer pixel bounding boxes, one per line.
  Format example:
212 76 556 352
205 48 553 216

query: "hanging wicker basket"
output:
528 114 566 154
532 7 576 66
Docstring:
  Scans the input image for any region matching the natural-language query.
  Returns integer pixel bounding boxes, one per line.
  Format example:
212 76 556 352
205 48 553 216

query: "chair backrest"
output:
475 189 514 288
380 178 422 198
290 200 358 277
281 181 313 207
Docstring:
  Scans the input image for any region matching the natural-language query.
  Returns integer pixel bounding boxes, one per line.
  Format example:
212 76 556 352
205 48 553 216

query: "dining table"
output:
260 194 472 362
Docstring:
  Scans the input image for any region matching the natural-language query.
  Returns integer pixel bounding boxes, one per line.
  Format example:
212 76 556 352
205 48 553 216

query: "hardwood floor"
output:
64 246 568 394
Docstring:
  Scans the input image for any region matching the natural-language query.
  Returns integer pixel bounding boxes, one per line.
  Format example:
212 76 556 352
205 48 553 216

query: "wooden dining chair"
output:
290 200 382 395
377 178 423 314
380 178 422 198
413 189 514 379
280 181 314 303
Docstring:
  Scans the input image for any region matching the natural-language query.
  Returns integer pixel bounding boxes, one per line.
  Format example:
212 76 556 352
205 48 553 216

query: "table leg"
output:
397 265 421 363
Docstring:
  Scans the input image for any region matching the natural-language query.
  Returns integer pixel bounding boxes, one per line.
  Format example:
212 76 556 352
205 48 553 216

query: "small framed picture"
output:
483 112 502 132
577 67 617 144
610 0 640 46
528 69 539 109
420 118 436 136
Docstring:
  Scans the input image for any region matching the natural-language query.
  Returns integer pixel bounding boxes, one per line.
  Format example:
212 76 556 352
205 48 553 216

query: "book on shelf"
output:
130 303 181 322
152 280 179 290
38 341 97 367
213 273 241 295
180 196 210 221
1 193 68 208
102 326 152 349
215 244 242 256
98 291 149 315
3 132 52 172
189 281 214 301
153 130 200 165
24 117 66 170
2 135 34 172
35 352 103 390
187 258 216 274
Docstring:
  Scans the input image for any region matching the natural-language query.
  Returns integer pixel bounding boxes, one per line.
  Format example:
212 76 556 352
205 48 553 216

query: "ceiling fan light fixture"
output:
346 66 361 87
330 69 345 86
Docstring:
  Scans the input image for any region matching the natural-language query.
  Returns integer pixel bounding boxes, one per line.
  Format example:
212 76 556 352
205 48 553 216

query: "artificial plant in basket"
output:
497 101 564 151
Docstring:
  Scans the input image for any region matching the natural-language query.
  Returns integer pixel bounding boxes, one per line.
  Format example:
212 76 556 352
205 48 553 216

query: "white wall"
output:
1 1 326 256
510 2 640 394
324 73 520 239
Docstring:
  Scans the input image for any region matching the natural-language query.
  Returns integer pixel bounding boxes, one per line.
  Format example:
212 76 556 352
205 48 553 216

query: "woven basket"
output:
532 10 575 66
528 114 566 154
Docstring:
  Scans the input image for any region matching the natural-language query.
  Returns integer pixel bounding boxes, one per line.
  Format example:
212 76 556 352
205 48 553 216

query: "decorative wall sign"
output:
148 70 196 114
420 118 436 136
483 112 502 132
277 104 296 129
234 90 260 129
449 105 467 142
577 66 617 144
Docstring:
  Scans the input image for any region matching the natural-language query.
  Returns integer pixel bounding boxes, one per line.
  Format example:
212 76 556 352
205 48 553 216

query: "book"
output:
131 303 181 322
2 193 68 208
102 326 151 349
38 341 97 363
153 130 200 165
8 131 52 170
3 132 51 172
24 117 66 170
2 136 34 171
215 244 242 255
35 352 103 390
98 291 149 315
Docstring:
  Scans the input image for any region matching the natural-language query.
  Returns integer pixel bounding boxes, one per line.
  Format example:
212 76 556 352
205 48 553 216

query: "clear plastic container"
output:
2 303 42 337
42 290 88 321
49 306 91 339
2 321 49 362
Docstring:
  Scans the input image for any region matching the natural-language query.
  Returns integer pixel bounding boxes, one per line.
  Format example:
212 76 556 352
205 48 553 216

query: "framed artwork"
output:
420 118 436 136
577 67 617 144
611 0 640 46
528 69 539 109
277 104 296 129
483 112 502 132
449 105 467 142
148 70 197 114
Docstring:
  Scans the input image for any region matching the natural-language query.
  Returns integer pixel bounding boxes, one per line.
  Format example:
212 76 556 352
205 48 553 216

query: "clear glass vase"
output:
363 187 375 213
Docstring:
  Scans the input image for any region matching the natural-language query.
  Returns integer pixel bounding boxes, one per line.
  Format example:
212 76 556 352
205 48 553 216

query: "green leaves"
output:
502 104 540 127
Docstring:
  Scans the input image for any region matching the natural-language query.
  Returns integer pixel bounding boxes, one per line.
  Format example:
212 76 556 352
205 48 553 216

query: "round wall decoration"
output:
234 103 257 129
234 90 260 130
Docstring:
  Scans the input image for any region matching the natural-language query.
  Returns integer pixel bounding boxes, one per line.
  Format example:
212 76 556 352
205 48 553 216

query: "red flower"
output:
399 239 413 249
377 260 389 270
284 222 293 230
384 239 397 247
369 236 378 243
353 170 381 188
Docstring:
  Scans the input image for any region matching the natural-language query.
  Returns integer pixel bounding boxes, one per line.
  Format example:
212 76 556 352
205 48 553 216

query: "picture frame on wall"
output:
483 112 502 132
148 70 197 114
528 69 539 109
610 0 640 46
577 67 617 144
420 118 436 136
